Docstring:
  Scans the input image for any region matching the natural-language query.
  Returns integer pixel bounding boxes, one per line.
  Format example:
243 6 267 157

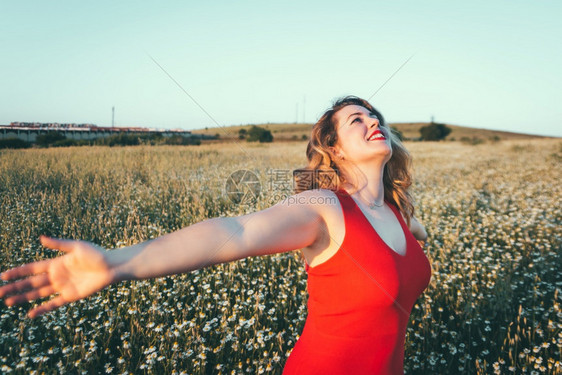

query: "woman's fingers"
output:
0 236 74 281
0 274 50 298
28 295 67 319
0 259 51 281
39 235 76 253
4 285 56 306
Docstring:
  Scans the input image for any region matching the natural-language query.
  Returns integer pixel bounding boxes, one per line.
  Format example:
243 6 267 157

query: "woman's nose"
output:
369 118 380 128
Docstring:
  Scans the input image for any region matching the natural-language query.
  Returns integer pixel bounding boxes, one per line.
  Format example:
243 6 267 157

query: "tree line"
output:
0 123 455 149
0 132 203 149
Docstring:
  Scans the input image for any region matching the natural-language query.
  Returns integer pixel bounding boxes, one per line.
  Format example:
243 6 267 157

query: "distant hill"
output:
192 123 312 143
191 122 550 143
390 122 549 142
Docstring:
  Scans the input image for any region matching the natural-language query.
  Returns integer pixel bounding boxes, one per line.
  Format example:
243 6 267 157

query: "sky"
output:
1 1 561 137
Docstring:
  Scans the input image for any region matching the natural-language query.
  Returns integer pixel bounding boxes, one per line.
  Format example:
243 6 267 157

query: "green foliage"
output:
0 138 31 149
95 133 141 147
419 123 452 141
162 135 201 146
148 132 164 142
35 131 67 147
246 125 273 143
26 131 204 148
90 133 202 147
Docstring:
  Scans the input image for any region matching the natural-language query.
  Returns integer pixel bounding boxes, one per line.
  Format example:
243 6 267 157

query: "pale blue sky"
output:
1 1 560 136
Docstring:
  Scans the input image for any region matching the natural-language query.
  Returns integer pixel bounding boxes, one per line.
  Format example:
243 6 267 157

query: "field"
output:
0 139 560 374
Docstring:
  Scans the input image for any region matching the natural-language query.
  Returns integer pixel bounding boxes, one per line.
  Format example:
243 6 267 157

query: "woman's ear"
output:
329 146 345 160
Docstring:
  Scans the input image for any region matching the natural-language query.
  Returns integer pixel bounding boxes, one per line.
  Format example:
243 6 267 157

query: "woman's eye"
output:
352 117 361 124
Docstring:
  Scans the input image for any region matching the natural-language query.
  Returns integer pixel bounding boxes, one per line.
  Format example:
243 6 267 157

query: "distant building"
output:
0 123 215 143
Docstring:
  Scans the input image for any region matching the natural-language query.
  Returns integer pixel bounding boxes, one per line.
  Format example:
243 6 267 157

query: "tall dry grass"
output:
0 139 560 374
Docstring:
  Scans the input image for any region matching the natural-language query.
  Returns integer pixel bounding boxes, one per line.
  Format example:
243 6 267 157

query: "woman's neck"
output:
340 162 385 206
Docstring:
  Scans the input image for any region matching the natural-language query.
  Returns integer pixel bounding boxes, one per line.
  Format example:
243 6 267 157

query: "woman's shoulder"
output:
298 189 346 224
288 188 341 206
293 189 347 262
277 188 342 219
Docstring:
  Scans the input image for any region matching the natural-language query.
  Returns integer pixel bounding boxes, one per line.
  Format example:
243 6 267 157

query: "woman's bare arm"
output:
408 215 428 247
0 190 326 317
109 189 324 282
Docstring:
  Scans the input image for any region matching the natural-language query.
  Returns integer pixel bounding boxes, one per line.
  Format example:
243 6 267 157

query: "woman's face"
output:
332 104 392 165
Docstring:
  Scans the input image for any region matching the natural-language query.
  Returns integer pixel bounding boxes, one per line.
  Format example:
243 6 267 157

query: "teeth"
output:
368 133 385 140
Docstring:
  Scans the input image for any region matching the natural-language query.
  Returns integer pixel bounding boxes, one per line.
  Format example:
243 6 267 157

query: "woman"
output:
0 96 431 374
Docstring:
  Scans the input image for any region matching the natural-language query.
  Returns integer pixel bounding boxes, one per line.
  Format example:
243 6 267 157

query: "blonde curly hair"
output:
293 96 415 225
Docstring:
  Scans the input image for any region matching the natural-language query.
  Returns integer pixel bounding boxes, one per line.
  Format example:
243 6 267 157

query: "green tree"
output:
238 128 247 140
95 133 140 147
51 139 90 147
163 135 201 146
36 132 66 147
419 123 451 141
247 125 273 143
0 138 31 149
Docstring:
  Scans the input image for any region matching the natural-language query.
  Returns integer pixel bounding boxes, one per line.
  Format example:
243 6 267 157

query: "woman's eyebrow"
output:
345 112 363 124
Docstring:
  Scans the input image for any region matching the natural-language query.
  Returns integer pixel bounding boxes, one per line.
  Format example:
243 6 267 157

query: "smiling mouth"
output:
367 131 386 141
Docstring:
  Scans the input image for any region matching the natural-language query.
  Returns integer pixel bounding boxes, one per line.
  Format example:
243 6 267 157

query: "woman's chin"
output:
369 142 392 156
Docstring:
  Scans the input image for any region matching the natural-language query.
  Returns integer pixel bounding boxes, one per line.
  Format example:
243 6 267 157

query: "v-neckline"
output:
340 190 408 257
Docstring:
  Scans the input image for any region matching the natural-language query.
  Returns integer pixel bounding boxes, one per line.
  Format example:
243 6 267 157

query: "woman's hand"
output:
0 189 327 319
0 235 114 318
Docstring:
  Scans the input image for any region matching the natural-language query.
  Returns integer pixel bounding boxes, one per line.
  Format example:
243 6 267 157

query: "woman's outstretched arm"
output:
0 190 326 318
108 190 324 281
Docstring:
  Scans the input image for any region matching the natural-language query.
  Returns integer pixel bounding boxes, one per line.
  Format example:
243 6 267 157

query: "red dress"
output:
283 189 432 374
